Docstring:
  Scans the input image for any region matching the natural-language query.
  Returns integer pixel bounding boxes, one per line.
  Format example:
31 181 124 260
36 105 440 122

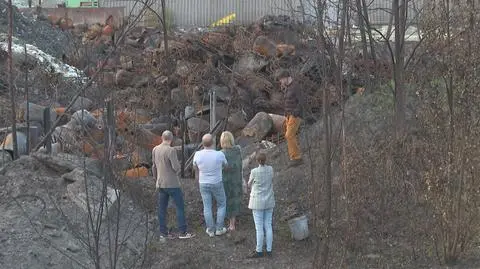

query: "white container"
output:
287 215 309 241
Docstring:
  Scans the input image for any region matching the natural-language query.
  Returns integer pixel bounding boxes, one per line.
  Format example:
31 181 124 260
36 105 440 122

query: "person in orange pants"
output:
276 69 304 167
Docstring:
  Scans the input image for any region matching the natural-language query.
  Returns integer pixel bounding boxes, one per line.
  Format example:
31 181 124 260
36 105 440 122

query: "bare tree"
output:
392 0 407 134
360 0 376 60
7 0 18 160
24 44 30 153
355 0 369 57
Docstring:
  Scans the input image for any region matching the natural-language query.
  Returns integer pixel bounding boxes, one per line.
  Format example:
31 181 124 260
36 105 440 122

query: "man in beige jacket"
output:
152 130 194 240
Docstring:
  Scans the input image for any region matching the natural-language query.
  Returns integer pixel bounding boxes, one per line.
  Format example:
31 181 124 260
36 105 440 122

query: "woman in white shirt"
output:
247 152 275 258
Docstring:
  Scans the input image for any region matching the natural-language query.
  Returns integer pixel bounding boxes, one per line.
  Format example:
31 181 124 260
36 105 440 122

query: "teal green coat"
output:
222 145 243 218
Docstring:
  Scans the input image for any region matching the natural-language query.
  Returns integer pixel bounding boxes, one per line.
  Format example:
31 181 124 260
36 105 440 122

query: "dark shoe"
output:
266 251 272 257
288 158 304 167
247 251 264 259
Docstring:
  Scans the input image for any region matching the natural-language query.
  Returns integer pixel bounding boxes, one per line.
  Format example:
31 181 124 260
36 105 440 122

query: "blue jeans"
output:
199 182 226 232
252 208 274 252
158 188 187 235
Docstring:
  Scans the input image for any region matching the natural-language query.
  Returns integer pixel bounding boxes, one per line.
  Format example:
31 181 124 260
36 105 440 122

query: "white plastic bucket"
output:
287 215 309 241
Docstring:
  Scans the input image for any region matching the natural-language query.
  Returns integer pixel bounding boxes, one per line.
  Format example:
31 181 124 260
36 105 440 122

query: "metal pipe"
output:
209 89 216 147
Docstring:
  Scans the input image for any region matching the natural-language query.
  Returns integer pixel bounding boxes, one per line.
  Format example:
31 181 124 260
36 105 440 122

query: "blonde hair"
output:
220 131 235 149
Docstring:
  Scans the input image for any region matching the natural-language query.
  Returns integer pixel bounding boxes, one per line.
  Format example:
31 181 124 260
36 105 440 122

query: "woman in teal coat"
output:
220 131 243 231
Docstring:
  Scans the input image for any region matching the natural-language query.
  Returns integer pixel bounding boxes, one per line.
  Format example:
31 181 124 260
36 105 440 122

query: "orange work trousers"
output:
284 115 302 160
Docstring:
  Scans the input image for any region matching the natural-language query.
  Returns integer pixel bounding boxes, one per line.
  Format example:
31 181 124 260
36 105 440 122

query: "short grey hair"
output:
162 130 174 141
202 133 213 148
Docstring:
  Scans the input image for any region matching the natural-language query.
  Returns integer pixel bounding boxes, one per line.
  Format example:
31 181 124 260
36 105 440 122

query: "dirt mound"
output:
0 154 151 269
0 2 73 58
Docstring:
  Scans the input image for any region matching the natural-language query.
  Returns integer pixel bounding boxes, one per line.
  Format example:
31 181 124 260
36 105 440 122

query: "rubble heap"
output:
0 2 73 58
2 15 368 177
76 15 344 136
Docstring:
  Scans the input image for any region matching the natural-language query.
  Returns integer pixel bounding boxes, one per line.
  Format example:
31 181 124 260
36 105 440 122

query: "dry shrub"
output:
341 128 420 250
413 3 480 264
232 27 255 55
201 32 233 52
0 96 11 127
181 63 218 106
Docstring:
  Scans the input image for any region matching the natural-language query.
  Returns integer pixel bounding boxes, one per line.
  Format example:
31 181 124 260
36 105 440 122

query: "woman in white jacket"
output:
247 152 275 258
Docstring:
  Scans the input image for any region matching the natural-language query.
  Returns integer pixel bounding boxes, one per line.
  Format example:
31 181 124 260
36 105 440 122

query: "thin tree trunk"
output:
161 0 171 73
386 6 394 40
24 44 30 154
360 0 376 60
338 0 349 261
321 67 333 269
355 0 368 58
393 0 407 134
346 5 352 46
312 1 334 267
7 0 18 160
299 0 306 23
161 0 174 116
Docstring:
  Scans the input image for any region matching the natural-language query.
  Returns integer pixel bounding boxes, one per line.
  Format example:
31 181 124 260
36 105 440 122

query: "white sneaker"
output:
215 227 227 236
206 229 215 237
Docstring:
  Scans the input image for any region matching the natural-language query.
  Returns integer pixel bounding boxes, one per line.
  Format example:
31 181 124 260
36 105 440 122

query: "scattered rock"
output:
69 96 94 112
201 31 233 51
187 117 210 143
138 123 170 136
365 254 381 259
46 230 63 238
43 223 59 230
70 109 97 129
115 69 136 87
241 112 273 141
253 35 276 58
155 75 168 86
227 110 248 133
184 106 195 120
233 52 268 73
150 115 171 124
128 109 151 124
61 168 86 183
268 113 286 133
66 171 119 221
171 88 187 104
134 75 151 88
276 43 296 57
0 132 28 156
66 241 82 253
32 152 102 177
133 127 163 151
175 60 194 78
100 71 116 87
210 85 231 102
51 125 79 153
0 150 12 166
17 101 56 126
